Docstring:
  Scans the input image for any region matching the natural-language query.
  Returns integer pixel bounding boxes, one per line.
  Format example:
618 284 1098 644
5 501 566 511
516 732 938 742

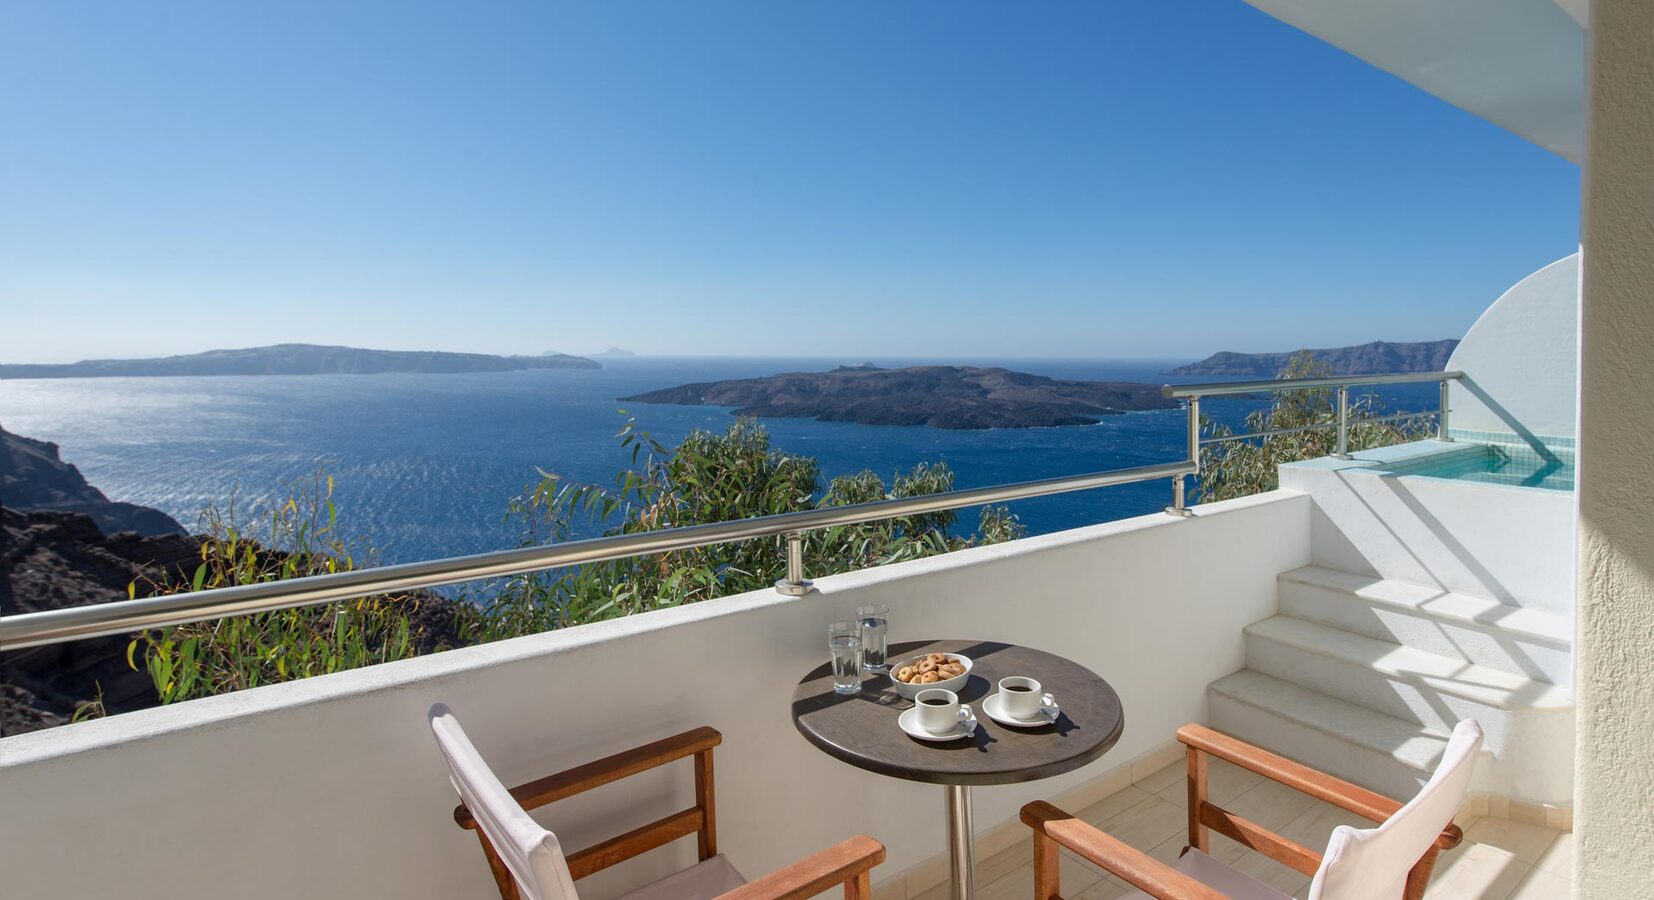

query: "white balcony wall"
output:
1282 452 1576 615
0 491 1308 900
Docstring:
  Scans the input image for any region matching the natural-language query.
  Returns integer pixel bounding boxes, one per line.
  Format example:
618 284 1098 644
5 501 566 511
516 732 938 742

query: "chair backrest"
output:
1305 719 1484 900
428 704 581 900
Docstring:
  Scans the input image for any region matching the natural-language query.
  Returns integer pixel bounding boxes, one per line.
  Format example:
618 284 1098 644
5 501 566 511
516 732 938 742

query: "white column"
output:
1576 0 1654 892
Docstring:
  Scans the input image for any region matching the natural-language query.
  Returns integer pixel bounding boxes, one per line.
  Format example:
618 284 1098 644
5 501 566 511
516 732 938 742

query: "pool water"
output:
1383 443 1575 491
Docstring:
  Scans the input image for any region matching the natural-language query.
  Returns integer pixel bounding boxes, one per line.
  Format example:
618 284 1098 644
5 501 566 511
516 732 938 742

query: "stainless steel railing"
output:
1159 369 1462 514
0 369 1461 650
0 460 1194 649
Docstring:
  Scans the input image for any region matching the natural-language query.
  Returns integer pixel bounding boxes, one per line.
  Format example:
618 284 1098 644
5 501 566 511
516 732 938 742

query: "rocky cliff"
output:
1 426 185 536
0 427 470 736
0 507 201 734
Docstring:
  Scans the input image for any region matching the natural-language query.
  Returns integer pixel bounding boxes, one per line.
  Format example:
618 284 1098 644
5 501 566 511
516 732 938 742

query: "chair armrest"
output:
715 835 886 900
1176 724 1462 851
1022 802 1225 900
454 726 722 829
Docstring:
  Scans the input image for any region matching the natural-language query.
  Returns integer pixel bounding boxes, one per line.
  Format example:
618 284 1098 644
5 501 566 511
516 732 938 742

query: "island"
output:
621 365 1179 429
0 343 600 379
1165 339 1459 377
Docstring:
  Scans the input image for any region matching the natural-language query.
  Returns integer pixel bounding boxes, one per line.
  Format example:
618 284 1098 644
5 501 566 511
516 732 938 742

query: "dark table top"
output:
790 639 1125 786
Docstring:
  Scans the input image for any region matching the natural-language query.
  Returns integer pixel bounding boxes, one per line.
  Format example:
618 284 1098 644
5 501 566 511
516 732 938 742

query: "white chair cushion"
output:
612 853 747 900
428 704 581 900
1305 719 1484 900
1119 848 1293 900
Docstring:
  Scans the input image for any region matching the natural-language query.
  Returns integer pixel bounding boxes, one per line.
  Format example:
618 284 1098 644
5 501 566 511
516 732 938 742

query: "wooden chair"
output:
429 704 885 900
1021 719 1483 900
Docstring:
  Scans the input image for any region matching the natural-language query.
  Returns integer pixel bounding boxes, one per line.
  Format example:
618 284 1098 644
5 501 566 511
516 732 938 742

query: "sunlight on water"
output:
1 359 1438 564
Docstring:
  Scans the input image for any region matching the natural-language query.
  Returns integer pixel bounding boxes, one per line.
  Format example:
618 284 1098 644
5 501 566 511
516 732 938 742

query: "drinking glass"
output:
856 605 889 672
827 621 863 695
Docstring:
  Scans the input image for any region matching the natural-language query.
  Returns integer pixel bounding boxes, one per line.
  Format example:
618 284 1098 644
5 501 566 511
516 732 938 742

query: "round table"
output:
791 639 1124 900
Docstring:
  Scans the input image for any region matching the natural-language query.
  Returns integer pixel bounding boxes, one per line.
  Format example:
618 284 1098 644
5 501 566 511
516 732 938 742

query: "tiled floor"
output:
913 759 1571 899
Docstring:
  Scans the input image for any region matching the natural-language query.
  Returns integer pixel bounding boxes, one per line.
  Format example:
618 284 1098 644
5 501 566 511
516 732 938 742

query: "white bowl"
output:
888 653 973 700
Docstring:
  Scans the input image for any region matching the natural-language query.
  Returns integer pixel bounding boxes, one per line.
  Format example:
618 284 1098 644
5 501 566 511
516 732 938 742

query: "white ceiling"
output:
1242 0 1585 162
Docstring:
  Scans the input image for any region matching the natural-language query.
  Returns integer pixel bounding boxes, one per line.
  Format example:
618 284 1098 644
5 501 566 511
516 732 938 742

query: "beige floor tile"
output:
976 862 1033 900
1073 876 1132 899
1156 758 1265 809
913 844 1106 900
967 852 1108 900
1135 761 1186 795
1506 865 1573 899
972 836 1033 888
1077 785 1158 827
1218 777 1322 831
1532 833 1573 879
1277 798 1374 851
910 878 947 900
870 874 906 900
1094 796 1188 853
1204 832 1259 865
1425 843 1532 900
1465 818 1563 865
1052 849 1109 897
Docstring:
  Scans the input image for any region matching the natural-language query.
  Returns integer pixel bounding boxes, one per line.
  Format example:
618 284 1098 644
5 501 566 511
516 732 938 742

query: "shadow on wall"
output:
1453 376 1563 462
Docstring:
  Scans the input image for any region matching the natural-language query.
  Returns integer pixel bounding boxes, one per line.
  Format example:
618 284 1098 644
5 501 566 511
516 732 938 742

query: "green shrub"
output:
461 417 1025 641
130 419 1024 701
1195 352 1433 503
128 474 428 703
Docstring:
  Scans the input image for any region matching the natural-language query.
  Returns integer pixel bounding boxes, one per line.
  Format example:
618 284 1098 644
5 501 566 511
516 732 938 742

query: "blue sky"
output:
0 1 1579 363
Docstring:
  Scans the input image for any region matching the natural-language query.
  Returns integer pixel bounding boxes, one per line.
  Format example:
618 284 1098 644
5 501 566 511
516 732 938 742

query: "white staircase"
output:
1209 565 1574 806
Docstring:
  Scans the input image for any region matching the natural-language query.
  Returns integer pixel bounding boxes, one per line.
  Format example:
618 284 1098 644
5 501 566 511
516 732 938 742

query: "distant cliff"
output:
0 426 470 735
623 365 1177 429
0 427 184 536
1165 340 1460 377
0 343 600 379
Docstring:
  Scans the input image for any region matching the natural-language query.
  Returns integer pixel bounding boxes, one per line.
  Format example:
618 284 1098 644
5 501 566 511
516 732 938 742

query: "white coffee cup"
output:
915 688 966 735
998 676 1054 720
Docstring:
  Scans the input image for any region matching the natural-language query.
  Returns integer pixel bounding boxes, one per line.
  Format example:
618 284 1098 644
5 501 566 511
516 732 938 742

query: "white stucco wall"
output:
1446 253 1580 440
0 492 1310 900
1575 0 1654 893
1280 445 1576 616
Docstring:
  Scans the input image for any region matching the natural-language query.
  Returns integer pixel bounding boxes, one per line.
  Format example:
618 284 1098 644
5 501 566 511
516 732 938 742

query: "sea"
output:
0 357 1439 567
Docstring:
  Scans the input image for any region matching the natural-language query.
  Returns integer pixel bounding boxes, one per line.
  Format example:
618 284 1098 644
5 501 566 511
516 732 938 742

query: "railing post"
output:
1187 395 1201 466
774 531 814 596
1166 396 1199 517
1166 474 1192 517
1333 386 1351 459
1437 379 1453 441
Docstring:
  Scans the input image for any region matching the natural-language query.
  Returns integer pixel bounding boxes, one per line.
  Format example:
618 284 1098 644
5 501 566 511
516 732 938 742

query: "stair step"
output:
1244 615 1572 711
1208 669 1446 800
1277 566 1572 687
1244 615 1572 737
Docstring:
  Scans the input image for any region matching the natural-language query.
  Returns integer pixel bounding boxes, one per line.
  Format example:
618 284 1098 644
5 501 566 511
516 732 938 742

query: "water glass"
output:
856 605 889 672
827 621 863 695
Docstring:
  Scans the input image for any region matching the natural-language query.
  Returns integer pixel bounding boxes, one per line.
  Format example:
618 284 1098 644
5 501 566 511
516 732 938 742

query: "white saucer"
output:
982 692 1060 727
898 705 979 742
